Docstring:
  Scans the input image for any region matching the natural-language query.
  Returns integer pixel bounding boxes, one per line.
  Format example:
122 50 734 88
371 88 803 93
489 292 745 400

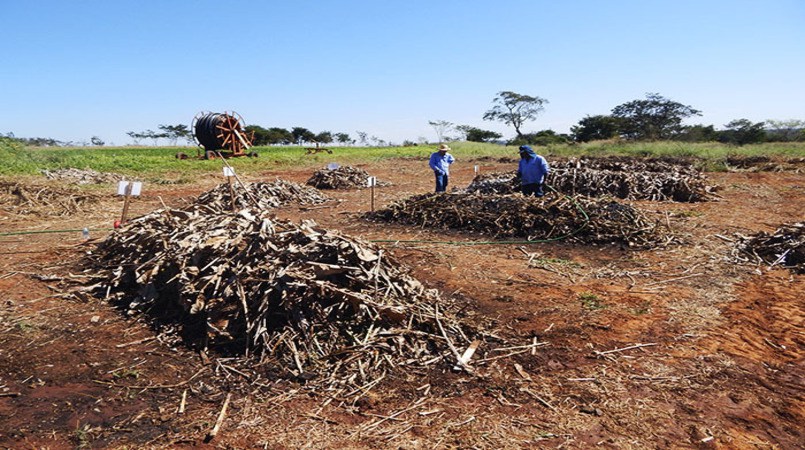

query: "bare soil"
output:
0 158 803 449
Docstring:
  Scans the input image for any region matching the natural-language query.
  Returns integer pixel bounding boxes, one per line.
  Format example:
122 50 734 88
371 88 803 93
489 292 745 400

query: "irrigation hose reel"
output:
189 111 257 159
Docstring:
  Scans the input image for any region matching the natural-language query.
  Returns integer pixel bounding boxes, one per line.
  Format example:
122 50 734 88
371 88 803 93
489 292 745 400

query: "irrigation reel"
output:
184 111 257 159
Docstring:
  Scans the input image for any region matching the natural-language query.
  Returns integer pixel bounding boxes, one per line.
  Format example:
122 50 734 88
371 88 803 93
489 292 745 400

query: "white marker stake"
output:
223 167 237 211
367 176 377 212
117 181 143 223
474 165 479 175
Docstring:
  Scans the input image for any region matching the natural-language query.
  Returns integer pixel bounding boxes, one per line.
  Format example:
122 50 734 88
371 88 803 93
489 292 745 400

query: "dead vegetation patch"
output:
724 155 805 172
41 168 123 184
365 192 675 248
732 222 804 273
0 181 101 216
466 156 715 201
192 179 328 213
306 165 389 190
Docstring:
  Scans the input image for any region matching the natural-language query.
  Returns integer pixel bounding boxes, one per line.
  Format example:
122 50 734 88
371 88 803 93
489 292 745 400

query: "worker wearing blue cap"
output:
517 145 550 197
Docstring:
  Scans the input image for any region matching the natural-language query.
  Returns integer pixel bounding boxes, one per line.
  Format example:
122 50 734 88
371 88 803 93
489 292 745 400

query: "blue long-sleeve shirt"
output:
429 152 455 175
517 153 550 185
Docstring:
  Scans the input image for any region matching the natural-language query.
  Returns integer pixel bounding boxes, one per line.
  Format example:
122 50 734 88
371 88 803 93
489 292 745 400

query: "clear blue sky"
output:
2 0 803 145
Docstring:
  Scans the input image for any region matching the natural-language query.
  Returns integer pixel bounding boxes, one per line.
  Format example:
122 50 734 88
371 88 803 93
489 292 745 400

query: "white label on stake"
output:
223 167 236 177
474 165 479 174
117 181 143 196
367 176 377 187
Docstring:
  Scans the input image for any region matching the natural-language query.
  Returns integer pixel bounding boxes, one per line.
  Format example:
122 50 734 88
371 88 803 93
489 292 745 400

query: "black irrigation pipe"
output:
0 228 113 237
194 113 224 151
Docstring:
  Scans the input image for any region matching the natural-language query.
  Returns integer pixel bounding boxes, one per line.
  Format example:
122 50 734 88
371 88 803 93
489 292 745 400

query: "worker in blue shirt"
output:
517 145 550 197
429 144 455 192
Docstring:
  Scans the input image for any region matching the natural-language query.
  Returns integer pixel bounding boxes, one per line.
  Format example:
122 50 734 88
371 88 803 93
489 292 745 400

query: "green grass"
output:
2 137 804 178
578 292 606 310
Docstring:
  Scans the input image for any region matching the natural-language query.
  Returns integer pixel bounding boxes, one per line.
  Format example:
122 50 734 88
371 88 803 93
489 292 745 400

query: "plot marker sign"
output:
367 176 377 212
117 181 143 225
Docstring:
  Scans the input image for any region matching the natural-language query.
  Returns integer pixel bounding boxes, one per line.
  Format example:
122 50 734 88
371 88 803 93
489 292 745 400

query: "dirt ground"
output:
0 157 803 449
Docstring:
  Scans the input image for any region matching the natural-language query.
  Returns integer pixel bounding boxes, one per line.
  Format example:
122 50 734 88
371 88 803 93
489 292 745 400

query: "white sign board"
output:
117 181 142 196
366 176 377 187
223 167 236 177
326 162 341 170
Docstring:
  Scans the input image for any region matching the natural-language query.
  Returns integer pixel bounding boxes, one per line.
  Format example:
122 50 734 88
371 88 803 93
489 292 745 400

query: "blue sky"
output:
1 0 803 145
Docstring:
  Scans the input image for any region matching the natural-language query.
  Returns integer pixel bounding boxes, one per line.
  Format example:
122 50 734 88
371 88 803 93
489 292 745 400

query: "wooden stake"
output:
120 182 133 223
227 176 236 212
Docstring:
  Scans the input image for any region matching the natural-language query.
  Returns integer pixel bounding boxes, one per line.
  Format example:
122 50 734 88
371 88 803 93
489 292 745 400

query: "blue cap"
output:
519 145 532 152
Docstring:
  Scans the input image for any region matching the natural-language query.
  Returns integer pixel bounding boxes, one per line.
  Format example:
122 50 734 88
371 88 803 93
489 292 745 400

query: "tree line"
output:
5 92 803 147
450 91 804 146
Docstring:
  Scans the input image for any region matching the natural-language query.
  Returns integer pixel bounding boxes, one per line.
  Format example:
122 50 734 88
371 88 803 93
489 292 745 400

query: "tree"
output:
483 91 548 138
127 131 142 145
428 120 453 143
355 131 368 146
611 93 701 140
456 125 502 143
90 136 105 146
570 115 623 142
158 124 191 146
158 124 191 145
314 131 333 145
673 124 718 142
718 119 766 146
291 127 315 145
765 119 805 142
512 130 569 147
335 132 351 145
267 127 293 145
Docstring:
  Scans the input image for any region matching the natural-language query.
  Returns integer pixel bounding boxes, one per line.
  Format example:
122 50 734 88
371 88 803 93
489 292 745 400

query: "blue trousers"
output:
434 172 449 192
522 183 544 197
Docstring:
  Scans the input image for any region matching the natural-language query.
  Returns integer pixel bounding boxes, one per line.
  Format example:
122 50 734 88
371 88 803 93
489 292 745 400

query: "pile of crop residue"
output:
306 165 389 189
366 192 674 248
732 222 804 273
87 204 491 392
41 168 123 184
466 156 715 201
724 155 805 173
0 181 100 216
192 179 328 213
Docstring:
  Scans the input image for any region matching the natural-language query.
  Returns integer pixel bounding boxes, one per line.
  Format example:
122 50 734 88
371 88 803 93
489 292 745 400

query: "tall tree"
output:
570 115 624 142
428 120 453 143
291 127 315 145
355 131 368 146
158 124 190 146
314 131 333 145
335 132 351 145
611 93 701 140
456 125 502 143
718 119 766 145
765 119 805 142
483 91 548 138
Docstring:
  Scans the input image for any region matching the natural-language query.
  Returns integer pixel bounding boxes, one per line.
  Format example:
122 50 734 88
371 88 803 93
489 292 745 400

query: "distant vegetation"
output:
5 92 802 149
2 136 803 179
